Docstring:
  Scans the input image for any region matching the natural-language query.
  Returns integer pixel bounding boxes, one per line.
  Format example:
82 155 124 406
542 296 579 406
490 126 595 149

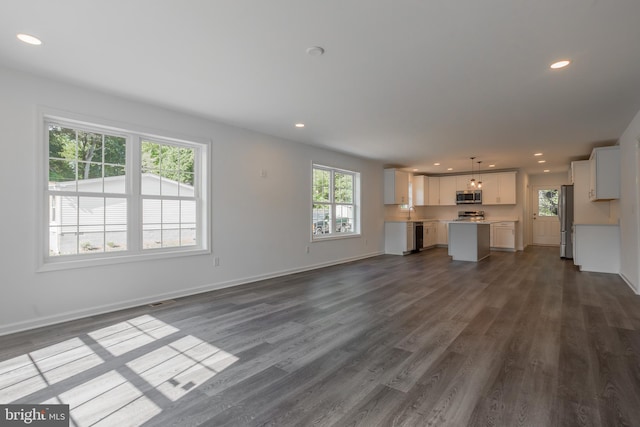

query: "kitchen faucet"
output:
408 205 414 220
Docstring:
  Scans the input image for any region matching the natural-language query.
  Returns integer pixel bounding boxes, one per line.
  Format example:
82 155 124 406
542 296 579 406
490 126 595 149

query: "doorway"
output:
532 185 561 245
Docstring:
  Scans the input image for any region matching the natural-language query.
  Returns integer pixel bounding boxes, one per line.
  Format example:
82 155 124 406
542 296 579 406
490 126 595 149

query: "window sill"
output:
311 232 361 243
38 248 211 272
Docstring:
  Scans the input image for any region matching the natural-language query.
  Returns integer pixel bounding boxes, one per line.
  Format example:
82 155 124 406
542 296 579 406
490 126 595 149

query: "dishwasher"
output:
414 222 424 251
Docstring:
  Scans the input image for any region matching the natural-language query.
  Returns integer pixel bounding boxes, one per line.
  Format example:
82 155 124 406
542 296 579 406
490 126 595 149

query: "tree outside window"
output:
538 189 559 216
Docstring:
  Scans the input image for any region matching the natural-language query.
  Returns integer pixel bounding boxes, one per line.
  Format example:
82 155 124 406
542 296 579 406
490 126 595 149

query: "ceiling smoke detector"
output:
306 46 325 57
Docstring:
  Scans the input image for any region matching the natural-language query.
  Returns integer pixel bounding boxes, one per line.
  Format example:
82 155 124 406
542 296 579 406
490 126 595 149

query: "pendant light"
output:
477 161 483 189
469 157 476 187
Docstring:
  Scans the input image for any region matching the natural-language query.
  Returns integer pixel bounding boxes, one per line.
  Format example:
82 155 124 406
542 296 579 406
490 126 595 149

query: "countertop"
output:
385 218 518 224
444 219 519 224
384 218 439 223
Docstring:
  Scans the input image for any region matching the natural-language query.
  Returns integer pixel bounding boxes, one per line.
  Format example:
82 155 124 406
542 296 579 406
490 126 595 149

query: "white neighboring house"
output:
49 173 195 255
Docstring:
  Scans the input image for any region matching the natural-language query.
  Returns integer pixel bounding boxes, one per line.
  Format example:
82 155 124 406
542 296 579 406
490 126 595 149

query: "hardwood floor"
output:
1 246 640 426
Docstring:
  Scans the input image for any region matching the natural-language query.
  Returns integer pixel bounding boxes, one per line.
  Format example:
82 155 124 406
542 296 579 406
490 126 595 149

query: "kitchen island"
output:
448 221 491 262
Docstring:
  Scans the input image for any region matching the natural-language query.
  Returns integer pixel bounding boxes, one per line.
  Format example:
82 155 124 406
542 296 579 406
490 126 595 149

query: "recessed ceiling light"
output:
544 169 550 173
489 164 495 168
434 163 440 166
295 123 305 128
447 168 453 171
550 60 571 69
538 160 546 163
534 153 543 156
306 46 325 57
17 33 42 45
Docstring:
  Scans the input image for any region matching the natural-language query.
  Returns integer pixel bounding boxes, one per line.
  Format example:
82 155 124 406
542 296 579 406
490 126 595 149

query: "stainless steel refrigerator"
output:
559 185 574 259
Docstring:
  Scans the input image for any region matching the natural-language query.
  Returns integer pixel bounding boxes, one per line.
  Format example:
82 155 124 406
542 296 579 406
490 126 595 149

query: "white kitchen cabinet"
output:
436 221 448 245
412 175 428 206
439 176 457 206
421 171 515 206
456 175 473 191
423 222 437 248
589 146 620 201
384 169 410 205
427 177 440 206
384 222 414 255
481 173 498 204
481 172 516 205
491 221 515 250
574 224 620 273
572 161 612 224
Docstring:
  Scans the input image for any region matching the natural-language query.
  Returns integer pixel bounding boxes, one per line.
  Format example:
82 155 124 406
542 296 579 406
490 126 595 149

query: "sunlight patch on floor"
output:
127 335 238 402
0 315 238 426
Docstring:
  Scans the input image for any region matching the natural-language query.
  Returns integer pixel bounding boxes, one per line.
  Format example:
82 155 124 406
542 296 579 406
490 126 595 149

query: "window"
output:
400 177 413 210
312 164 360 239
44 116 209 268
538 189 559 216
140 140 197 249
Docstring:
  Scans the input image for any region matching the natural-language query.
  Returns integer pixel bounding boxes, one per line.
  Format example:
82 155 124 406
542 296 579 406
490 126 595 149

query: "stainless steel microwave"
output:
456 190 482 204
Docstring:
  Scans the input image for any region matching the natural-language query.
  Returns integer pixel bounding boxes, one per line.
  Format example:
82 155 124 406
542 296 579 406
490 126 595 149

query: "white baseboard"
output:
0 251 384 337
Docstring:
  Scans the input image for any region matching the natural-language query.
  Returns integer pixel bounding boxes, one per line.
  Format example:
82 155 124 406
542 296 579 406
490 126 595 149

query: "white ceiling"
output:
2 0 639 174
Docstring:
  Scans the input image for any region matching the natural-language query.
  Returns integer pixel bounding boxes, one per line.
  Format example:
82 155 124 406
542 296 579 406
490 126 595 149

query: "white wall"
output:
528 172 570 187
0 66 385 335
619 110 640 293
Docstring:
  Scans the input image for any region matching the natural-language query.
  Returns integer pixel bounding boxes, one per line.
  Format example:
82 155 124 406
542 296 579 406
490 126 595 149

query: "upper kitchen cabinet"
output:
384 168 410 205
439 176 457 205
572 160 611 224
413 175 428 206
427 177 440 206
455 175 473 191
481 171 517 205
589 146 620 201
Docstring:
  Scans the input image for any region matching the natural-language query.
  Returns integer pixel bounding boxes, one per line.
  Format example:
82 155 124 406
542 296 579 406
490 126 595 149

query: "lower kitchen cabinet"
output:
384 222 414 255
423 222 437 248
436 221 448 245
574 224 620 273
490 221 515 250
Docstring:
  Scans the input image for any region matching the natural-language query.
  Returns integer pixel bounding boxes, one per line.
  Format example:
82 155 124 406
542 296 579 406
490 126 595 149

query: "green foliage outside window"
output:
538 189 559 216
49 125 126 182
48 124 195 187
141 141 195 186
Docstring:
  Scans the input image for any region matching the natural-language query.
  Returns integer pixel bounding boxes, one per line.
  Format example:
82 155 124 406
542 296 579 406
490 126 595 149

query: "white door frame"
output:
530 184 561 246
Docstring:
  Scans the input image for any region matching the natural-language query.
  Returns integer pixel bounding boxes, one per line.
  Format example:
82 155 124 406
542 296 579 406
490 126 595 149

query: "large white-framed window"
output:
312 164 360 240
42 114 209 270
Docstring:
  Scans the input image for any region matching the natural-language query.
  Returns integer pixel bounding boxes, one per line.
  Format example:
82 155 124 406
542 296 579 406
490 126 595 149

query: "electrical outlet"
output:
305 246 310 254
214 257 220 266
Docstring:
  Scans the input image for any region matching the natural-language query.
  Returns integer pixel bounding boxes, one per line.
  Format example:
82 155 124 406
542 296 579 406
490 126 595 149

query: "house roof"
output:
50 173 193 193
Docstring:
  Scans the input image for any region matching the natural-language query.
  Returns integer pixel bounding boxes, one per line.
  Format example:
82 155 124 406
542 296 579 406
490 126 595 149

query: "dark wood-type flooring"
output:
2 246 640 426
